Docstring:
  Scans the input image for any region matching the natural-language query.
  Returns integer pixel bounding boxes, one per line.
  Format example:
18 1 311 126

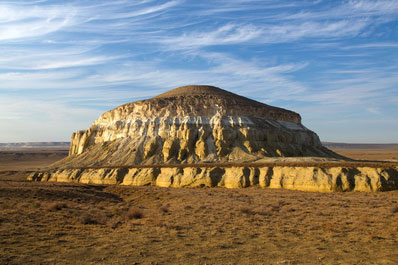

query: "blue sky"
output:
0 0 397 143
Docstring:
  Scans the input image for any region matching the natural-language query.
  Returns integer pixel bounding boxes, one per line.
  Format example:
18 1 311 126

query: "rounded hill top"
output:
97 85 302 125
154 85 238 98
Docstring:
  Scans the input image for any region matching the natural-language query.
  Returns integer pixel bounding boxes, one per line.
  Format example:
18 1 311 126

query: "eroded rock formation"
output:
31 85 398 192
29 165 398 192
53 85 339 169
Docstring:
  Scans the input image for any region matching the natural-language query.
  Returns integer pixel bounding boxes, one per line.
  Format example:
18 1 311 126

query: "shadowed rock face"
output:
56 85 338 169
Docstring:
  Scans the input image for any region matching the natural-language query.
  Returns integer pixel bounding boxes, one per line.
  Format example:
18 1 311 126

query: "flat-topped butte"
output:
29 85 398 192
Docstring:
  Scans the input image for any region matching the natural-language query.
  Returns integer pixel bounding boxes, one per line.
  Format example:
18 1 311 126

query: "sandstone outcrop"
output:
32 84 398 192
28 164 398 192
52 85 340 169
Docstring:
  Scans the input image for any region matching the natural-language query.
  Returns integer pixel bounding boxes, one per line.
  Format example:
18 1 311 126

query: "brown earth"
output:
330 148 398 162
0 150 68 172
1 149 398 264
2 177 398 264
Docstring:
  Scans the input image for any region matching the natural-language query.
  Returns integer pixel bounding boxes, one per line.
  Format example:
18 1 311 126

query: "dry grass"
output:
124 207 144 220
79 213 100 225
1 148 398 264
330 148 398 162
46 202 68 211
0 149 68 171
1 179 398 264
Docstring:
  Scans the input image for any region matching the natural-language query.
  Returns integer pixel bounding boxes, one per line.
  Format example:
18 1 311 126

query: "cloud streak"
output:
0 0 397 142
0 3 77 41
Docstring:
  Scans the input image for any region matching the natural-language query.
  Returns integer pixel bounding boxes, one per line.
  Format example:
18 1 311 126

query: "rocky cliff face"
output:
29 165 398 192
55 85 339 169
30 85 398 192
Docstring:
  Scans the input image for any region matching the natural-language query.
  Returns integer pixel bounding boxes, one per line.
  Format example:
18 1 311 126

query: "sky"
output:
0 0 397 143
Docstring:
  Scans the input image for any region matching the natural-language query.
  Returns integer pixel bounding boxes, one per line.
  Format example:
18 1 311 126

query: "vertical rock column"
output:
69 130 90 155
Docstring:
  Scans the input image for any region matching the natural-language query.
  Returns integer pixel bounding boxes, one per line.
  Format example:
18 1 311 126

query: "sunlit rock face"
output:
31 85 398 192
56 85 338 168
28 166 398 192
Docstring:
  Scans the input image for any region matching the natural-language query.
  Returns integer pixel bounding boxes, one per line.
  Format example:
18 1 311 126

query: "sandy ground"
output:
0 149 68 171
331 149 398 162
1 148 398 264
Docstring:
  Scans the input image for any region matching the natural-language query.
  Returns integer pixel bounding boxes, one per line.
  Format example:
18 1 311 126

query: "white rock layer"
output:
55 85 340 168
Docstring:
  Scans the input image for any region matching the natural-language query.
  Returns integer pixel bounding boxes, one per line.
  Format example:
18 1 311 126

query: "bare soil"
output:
0 149 68 171
331 148 398 162
1 149 398 264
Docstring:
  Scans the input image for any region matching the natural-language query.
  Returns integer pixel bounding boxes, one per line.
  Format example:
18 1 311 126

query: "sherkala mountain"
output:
54 85 339 168
29 85 398 192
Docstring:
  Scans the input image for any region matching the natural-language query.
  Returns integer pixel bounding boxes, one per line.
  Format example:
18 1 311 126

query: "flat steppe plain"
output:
1 147 398 264
331 148 398 162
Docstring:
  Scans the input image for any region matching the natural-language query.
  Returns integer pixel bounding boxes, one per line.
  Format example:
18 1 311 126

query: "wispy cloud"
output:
0 0 397 142
0 47 121 70
342 42 398 49
281 0 398 20
0 3 77 41
160 23 263 49
348 0 398 15
102 0 181 19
